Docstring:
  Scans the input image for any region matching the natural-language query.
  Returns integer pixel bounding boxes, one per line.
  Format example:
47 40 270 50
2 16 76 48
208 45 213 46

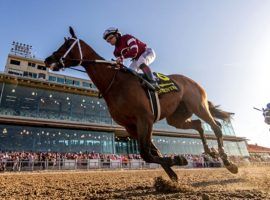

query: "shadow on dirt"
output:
192 178 246 187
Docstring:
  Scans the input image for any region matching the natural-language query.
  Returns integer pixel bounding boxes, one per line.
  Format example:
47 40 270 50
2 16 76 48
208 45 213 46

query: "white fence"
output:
0 159 154 172
1 159 267 172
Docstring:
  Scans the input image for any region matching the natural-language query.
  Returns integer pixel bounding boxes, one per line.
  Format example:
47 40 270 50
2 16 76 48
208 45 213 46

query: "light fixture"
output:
2 128 7 134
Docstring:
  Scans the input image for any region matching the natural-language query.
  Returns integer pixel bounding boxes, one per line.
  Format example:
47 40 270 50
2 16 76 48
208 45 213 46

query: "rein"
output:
98 69 119 98
64 58 119 74
59 38 121 98
62 58 121 99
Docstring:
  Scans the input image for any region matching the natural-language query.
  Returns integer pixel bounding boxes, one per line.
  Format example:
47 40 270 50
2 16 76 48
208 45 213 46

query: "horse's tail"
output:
208 101 233 121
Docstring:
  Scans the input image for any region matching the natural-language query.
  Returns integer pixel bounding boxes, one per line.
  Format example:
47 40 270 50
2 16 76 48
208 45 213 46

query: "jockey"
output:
263 103 270 125
103 27 159 90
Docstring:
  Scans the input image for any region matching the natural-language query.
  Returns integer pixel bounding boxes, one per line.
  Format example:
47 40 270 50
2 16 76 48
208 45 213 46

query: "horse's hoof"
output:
174 155 188 166
170 175 178 182
225 162 238 174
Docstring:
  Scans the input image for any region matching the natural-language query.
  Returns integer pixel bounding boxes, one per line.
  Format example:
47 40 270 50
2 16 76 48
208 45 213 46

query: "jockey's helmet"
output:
267 103 270 109
103 27 121 40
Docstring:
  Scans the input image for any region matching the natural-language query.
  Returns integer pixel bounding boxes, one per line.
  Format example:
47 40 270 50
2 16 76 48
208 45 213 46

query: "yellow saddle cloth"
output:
153 72 179 95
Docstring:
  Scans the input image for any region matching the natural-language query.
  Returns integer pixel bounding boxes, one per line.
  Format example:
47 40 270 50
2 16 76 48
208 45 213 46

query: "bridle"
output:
59 38 83 68
57 37 121 98
58 37 117 70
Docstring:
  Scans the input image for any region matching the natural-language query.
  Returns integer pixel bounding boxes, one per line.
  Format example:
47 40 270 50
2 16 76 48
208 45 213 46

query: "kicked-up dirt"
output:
0 166 269 199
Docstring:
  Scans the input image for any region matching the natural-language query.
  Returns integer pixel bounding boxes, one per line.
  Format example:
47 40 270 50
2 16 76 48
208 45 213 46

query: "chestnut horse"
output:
44 27 238 182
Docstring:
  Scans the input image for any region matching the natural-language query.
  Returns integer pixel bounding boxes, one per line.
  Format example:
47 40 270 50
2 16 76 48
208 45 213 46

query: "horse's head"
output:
44 27 83 71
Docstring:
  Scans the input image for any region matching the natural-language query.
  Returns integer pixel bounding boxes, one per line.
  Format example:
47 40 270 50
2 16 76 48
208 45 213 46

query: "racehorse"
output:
44 27 238 182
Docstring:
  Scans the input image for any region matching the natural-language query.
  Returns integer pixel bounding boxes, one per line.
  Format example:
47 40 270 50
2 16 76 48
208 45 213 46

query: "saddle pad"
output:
153 72 179 95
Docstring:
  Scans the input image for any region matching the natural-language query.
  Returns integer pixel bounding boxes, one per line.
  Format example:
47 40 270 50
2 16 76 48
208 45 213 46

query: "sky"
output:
0 1 270 147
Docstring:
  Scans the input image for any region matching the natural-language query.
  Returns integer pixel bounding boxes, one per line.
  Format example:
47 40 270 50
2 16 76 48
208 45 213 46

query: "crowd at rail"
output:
0 151 268 172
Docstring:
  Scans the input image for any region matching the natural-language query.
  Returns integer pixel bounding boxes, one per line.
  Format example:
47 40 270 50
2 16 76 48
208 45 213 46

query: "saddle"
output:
122 67 179 95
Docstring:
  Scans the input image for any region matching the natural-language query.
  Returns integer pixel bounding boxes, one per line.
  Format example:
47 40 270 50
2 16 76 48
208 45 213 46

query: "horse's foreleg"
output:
150 142 187 167
149 142 179 182
136 119 179 181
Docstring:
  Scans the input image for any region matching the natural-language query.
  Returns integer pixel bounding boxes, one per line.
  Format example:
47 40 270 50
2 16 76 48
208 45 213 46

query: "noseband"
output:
59 38 83 68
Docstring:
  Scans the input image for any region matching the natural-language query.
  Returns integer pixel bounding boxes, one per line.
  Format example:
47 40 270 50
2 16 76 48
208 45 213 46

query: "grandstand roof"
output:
0 73 98 97
247 144 270 153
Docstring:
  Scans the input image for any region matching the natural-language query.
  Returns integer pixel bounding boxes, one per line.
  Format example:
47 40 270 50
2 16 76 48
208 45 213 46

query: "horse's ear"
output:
69 26 77 38
64 37 67 42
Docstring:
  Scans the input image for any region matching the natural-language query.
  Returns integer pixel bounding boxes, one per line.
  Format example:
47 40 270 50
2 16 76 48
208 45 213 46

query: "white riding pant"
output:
129 48 156 72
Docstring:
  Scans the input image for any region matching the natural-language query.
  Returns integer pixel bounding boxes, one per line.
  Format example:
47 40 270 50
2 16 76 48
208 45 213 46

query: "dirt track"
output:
0 166 269 199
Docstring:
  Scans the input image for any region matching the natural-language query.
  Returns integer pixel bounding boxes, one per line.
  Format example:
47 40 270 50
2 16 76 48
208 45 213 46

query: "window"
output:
10 59 20 66
65 79 73 85
73 80 80 86
24 71 38 78
57 77 64 84
8 70 22 76
23 71 28 77
49 76 56 82
28 62 36 67
37 65 46 71
82 82 90 88
38 73 46 79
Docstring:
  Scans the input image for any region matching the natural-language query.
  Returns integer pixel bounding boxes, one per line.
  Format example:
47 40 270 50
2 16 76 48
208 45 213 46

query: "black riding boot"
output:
139 63 160 90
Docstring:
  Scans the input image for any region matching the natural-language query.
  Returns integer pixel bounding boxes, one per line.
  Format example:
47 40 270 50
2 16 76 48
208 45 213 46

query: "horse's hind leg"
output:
166 103 214 157
192 102 238 174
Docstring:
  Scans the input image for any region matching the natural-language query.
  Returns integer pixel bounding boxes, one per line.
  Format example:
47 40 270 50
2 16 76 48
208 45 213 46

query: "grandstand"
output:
0 49 249 156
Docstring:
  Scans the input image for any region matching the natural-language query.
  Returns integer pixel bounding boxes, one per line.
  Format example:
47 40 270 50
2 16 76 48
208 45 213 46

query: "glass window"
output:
37 65 46 71
0 83 112 124
73 80 80 86
8 70 22 76
65 79 73 85
10 59 20 65
28 62 36 67
38 73 46 79
48 76 56 82
57 77 64 84
82 82 90 88
152 136 205 155
0 124 114 153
